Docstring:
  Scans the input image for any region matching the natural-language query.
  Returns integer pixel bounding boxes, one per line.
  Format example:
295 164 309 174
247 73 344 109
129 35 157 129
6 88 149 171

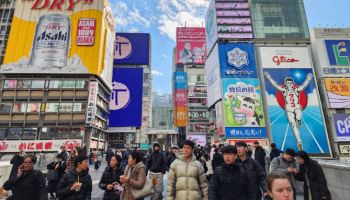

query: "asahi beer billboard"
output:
1 0 115 86
258 46 331 155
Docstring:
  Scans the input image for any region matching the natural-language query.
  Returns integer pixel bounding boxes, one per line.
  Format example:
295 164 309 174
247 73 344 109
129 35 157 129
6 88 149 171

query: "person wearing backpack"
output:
47 154 66 200
3 155 48 200
209 145 255 200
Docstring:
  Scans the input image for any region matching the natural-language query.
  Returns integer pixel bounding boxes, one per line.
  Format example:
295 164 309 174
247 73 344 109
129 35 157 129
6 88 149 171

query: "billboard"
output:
176 27 206 65
1 0 115 85
174 72 188 89
114 33 150 65
109 68 143 127
219 43 258 79
174 90 188 107
206 44 221 107
187 135 206 146
332 113 350 142
174 107 188 127
205 0 218 54
324 78 350 108
259 46 330 155
325 40 350 66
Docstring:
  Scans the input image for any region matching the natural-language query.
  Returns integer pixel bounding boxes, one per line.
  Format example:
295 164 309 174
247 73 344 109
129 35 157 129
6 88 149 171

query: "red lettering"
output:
32 0 50 9
28 143 35 150
272 56 300 66
45 142 53 150
36 142 43 150
19 143 26 150
67 0 81 10
31 0 87 11
49 0 65 10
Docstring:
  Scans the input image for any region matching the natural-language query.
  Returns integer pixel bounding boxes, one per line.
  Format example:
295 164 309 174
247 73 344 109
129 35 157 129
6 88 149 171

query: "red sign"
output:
31 0 93 11
272 56 299 66
176 27 206 65
0 140 82 153
174 90 188 107
76 18 96 46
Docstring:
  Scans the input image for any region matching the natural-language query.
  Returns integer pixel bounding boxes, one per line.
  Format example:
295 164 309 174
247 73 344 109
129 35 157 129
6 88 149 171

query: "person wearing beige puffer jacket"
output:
166 140 208 200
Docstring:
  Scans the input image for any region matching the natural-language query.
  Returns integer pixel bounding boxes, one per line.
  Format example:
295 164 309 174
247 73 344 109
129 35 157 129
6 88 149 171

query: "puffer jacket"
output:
166 153 208 200
99 166 123 200
56 169 92 200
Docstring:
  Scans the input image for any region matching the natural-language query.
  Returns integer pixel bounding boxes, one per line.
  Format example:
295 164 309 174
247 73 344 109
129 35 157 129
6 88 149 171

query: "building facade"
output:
0 0 15 64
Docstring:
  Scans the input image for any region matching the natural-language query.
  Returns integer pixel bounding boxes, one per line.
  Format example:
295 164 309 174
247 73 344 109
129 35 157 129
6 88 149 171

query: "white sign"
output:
0 139 82 153
205 44 221 107
258 47 312 68
187 135 207 146
115 35 132 60
108 127 136 132
109 82 131 110
339 144 350 154
86 81 98 124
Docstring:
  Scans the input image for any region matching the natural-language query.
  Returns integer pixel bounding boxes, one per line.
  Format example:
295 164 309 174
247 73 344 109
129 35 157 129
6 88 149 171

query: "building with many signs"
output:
0 0 115 156
108 33 152 149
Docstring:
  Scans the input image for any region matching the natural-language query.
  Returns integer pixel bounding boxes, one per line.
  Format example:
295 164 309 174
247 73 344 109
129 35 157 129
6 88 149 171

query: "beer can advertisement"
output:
1 0 115 85
333 113 350 142
176 27 206 65
324 78 350 108
259 46 331 155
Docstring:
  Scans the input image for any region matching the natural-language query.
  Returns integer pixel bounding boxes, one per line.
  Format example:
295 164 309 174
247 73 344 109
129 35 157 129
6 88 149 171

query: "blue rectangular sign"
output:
109 68 143 127
114 33 150 65
325 40 350 66
219 43 258 78
333 113 350 141
174 72 188 89
225 127 266 138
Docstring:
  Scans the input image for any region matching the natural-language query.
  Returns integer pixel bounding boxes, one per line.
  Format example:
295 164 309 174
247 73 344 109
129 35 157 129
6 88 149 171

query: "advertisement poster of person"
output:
324 78 350 108
109 68 143 127
258 46 331 156
1 0 115 86
176 27 206 65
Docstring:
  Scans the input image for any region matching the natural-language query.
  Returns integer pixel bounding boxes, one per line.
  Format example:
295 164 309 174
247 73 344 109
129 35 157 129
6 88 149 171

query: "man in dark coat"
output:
211 148 224 170
47 154 67 199
253 141 266 171
167 145 179 171
3 155 47 200
209 145 255 200
9 149 25 179
270 143 283 161
236 141 268 200
295 151 332 200
105 148 114 166
56 154 92 200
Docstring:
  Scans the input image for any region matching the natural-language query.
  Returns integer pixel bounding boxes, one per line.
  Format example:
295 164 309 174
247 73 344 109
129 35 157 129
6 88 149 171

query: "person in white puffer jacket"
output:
166 140 208 200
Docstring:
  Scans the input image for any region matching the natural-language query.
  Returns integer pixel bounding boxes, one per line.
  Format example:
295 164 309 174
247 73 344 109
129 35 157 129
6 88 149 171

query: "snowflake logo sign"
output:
227 47 249 69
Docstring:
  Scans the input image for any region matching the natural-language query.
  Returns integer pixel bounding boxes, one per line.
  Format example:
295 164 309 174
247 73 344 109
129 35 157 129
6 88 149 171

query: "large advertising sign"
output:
109 68 143 127
187 135 206 146
205 0 218 54
174 90 188 107
259 47 331 155
114 33 150 65
324 78 350 108
332 113 350 142
206 44 221 107
176 27 206 65
219 43 258 79
325 40 350 66
1 0 115 85
174 72 188 89
223 78 266 139
174 107 188 127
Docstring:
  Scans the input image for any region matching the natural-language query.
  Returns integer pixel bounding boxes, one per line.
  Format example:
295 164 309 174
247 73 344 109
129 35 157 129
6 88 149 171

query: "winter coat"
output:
122 162 146 200
3 169 48 200
167 152 177 171
295 159 332 200
236 157 267 200
47 160 67 193
166 153 208 200
56 169 92 200
208 163 256 200
211 153 224 170
106 150 114 163
270 148 283 161
146 151 166 174
254 146 266 170
99 166 123 200
9 154 24 179
270 156 298 188
58 150 69 162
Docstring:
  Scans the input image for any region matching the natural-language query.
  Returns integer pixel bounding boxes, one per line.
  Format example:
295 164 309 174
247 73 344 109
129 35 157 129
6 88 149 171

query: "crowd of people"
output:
0 140 332 200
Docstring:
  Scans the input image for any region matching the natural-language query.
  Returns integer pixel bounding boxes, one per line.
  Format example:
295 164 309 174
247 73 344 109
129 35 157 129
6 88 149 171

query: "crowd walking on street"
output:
0 140 333 200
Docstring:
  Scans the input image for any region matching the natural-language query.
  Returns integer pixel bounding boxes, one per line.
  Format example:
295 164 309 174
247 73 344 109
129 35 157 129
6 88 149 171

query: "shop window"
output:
45 103 60 112
55 127 70 138
31 80 46 88
73 103 86 112
17 80 31 89
62 80 76 88
70 127 84 138
7 128 22 139
27 103 41 113
0 103 11 113
59 102 73 112
3 80 17 89
76 80 88 89
49 80 62 89
40 127 56 139
22 128 37 140
12 103 27 113
0 128 6 139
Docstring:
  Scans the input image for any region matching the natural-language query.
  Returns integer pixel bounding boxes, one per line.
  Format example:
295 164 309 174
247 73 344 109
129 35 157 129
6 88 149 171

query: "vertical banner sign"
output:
324 78 350 108
76 18 96 46
109 68 143 127
205 0 218 54
332 114 350 142
86 81 98 124
259 47 330 155
176 27 206 65
206 44 221 108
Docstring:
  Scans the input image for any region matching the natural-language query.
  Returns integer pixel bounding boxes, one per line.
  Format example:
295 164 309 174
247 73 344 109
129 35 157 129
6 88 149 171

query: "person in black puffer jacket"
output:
211 148 224 170
295 151 332 200
99 154 124 200
3 155 47 200
209 145 255 200
56 154 92 200
166 145 178 171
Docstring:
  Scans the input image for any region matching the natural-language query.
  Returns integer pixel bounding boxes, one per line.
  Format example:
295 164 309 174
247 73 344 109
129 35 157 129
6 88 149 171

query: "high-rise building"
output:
0 0 15 64
0 0 115 155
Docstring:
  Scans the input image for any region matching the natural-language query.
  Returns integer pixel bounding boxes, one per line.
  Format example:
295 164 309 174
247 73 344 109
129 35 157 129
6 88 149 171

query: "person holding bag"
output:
120 151 150 200
47 154 66 200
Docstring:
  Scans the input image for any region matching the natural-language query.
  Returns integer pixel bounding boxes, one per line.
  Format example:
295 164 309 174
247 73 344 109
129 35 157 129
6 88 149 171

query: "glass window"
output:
55 127 69 138
17 80 31 89
22 128 37 140
59 103 73 112
45 103 60 112
31 80 46 88
62 80 76 88
70 127 84 138
143 87 149 96
27 103 41 113
49 80 62 89
76 80 88 89
7 128 22 139
40 127 56 139
3 80 17 89
0 128 6 139
0 103 11 113
73 103 86 112
13 103 27 112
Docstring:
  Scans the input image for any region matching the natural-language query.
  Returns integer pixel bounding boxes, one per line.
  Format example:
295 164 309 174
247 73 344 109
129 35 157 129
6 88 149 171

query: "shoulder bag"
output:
128 167 154 199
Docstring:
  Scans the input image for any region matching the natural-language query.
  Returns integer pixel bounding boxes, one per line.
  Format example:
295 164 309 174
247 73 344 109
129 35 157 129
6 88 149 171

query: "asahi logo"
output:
29 0 94 11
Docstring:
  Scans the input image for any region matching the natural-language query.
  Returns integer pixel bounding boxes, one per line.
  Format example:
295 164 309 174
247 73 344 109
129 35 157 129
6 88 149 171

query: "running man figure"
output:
264 71 313 150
